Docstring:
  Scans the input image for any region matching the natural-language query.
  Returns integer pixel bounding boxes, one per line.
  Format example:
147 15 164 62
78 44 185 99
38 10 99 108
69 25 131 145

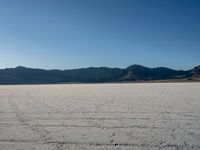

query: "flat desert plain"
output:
0 83 200 150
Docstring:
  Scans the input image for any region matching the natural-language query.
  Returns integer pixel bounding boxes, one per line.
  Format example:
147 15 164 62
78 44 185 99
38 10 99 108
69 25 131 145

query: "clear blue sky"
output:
0 0 199 70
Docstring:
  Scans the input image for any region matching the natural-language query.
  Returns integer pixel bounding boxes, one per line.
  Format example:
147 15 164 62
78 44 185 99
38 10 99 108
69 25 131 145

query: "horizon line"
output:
0 64 199 71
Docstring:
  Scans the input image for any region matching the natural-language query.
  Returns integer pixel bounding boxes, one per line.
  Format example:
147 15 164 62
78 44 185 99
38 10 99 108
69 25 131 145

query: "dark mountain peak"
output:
191 65 200 77
127 64 150 70
124 65 190 81
15 66 27 70
194 65 200 70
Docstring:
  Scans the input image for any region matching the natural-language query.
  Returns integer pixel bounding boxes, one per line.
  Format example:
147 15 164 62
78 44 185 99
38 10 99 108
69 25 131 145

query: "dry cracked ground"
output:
0 83 200 150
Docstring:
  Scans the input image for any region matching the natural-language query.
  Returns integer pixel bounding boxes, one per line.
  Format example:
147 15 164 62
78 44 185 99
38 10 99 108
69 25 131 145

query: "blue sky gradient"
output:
0 0 199 70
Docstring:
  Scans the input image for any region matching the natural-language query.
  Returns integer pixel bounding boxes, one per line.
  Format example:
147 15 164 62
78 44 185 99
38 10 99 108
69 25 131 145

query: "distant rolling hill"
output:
0 65 199 84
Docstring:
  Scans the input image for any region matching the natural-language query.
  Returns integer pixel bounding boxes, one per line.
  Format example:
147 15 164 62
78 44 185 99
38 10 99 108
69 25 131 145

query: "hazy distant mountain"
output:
0 65 199 84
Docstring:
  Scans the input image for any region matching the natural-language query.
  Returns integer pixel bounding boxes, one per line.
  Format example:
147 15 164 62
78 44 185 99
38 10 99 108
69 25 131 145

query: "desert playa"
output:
0 83 200 150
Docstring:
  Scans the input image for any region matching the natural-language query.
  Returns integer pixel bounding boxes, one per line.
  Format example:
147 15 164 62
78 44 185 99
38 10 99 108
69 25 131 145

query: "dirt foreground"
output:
0 83 200 150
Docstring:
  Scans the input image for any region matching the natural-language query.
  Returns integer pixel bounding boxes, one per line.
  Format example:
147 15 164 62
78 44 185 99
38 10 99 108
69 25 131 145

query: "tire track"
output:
6 93 58 149
1 138 199 149
24 92 66 150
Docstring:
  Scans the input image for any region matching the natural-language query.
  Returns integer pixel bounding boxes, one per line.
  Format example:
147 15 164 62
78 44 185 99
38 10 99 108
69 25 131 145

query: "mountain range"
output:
0 65 199 84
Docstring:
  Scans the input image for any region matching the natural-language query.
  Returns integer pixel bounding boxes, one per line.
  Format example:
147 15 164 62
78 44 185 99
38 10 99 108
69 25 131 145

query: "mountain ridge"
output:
0 65 199 84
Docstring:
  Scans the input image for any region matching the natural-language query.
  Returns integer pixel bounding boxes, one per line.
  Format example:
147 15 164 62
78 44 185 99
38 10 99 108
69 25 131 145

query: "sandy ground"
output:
0 83 200 150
